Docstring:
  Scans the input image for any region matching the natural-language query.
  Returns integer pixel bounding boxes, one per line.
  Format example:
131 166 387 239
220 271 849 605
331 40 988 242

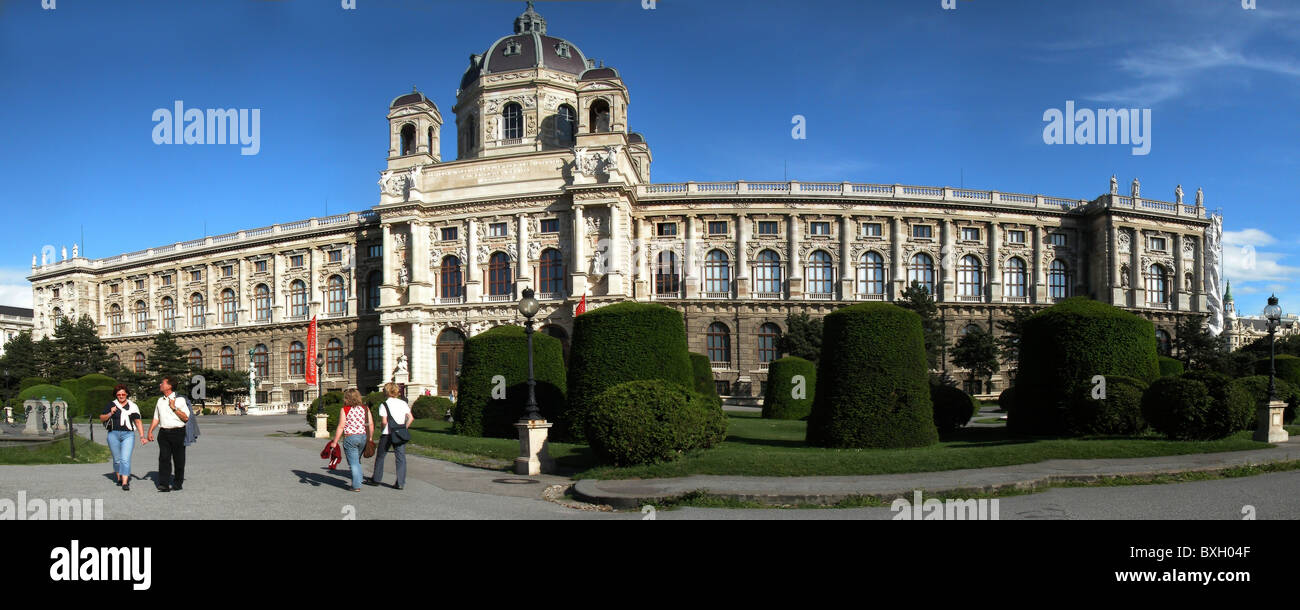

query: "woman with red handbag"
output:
329 388 374 492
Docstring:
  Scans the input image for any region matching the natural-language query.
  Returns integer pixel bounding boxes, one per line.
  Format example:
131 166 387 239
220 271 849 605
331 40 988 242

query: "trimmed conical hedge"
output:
689 352 721 406
452 325 567 438
1013 298 1160 435
565 302 693 441
761 356 816 420
806 303 937 448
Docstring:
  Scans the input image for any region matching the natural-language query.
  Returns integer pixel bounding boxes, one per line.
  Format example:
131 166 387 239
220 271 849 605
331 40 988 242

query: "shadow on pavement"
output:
293 469 352 490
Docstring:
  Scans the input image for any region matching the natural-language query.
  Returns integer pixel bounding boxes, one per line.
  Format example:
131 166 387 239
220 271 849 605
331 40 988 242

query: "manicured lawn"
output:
403 413 1276 480
0 436 111 465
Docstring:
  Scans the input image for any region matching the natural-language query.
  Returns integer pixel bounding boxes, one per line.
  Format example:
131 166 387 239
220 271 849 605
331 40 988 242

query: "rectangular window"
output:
961 227 981 241
290 255 304 268
757 221 779 236
489 222 508 237
810 222 831 236
52 288 60 298
441 227 459 241
328 250 342 263
707 221 728 235
656 223 677 237
540 218 559 233
134 279 144 291
1050 233 1067 247
162 275 173 286
367 244 382 259
110 284 119 294
912 225 933 239
290 390 305 404
222 266 233 278
256 391 268 404
862 223 882 237
1150 237 1167 251
190 270 202 282
714 380 731 397
1007 230 1026 244
254 260 267 273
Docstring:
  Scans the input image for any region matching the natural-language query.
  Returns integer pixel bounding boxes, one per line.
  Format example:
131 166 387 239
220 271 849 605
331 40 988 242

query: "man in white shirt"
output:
367 383 411 490
148 376 191 492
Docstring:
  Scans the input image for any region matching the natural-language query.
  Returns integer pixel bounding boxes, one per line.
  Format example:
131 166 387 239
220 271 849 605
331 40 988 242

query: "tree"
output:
995 307 1038 367
896 282 946 370
0 331 39 392
951 326 1000 393
34 336 58 380
50 314 112 379
146 331 189 390
776 312 823 362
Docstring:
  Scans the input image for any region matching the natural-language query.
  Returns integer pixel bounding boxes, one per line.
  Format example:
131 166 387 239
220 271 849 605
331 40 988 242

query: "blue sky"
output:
1 0 1297 316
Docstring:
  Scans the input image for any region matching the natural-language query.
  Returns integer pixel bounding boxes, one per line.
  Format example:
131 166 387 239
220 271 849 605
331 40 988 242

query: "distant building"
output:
0 306 34 357
1223 282 1300 351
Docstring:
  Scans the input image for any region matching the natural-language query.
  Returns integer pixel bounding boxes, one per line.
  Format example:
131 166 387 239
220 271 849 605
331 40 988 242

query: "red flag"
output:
306 316 318 384
575 295 587 316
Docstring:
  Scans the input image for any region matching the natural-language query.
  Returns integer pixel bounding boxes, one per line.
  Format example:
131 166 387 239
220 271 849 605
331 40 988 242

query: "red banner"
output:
306 316 318 384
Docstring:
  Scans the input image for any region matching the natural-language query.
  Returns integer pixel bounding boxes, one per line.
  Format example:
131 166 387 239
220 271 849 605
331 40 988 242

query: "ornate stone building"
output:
0 306 34 358
26 3 1216 407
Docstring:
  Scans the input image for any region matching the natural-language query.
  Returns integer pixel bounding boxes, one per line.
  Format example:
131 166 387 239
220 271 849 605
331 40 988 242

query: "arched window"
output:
589 99 611 133
961 323 982 336
1155 328 1172 356
539 249 564 295
366 271 382 312
134 300 148 332
327 275 346 315
908 253 935 295
133 352 145 374
807 251 834 295
556 104 577 146
1146 264 1168 304
255 284 271 321
757 323 781 364
705 250 730 295
253 344 269 379
365 336 382 372
958 256 982 298
221 289 237 324
161 296 176 330
465 115 477 152
289 280 308 317
189 293 206 327
502 103 523 140
1050 259 1071 300
1004 257 1028 298
52 307 63 327
221 346 235 371
326 338 344 375
488 252 512 297
400 123 416 155
707 322 731 364
289 341 305 377
188 349 203 369
858 251 885 296
440 256 463 299
655 251 680 295
754 249 782 295
109 304 123 335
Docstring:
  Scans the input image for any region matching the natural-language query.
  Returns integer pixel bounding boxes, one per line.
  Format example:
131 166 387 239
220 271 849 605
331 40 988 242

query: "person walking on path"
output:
367 383 411 490
147 376 191 492
99 384 144 491
330 388 373 492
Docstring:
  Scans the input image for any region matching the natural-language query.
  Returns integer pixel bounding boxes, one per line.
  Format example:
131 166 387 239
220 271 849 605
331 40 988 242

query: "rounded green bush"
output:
930 382 978 432
1256 354 1300 388
565 302 694 442
84 386 117 420
19 377 47 392
806 303 937 449
1229 375 1298 425
1181 370 1254 433
689 352 721 406
761 356 817 420
451 325 567 438
1015 298 1160 435
137 397 158 421
999 386 1017 414
1141 377 1222 440
1063 375 1148 436
78 373 117 390
306 391 346 430
412 395 454 420
585 379 727 466
17 384 82 422
1158 356 1185 377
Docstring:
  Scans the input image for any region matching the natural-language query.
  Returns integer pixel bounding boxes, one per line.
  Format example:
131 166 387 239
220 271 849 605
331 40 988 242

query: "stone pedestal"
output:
514 420 555 476
23 400 45 435
1254 401 1289 443
314 414 330 439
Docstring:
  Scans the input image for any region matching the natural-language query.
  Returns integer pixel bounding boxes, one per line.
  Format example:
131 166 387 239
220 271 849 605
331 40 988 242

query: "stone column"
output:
381 224 398 307
736 213 750 298
1131 227 1145 306
409 220 432 304
410 321 423 387
570 205 588 297
606 205 624 294
466 218 481 303
684 215 699 298
839 214 852 299
1192 233 1204 313
516 213 530 295
940 219 956 302
1173 231 1186 312
891 216 904 299
989 222 1002 302
147 271 156 332
309 248 322 317
1032 225 1047 303
788 213 802 298
634 217 650 298
381 323 393 385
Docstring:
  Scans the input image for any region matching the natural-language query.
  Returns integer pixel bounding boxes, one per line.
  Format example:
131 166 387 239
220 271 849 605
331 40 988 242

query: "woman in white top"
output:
367 382 412 490
98 384 144 491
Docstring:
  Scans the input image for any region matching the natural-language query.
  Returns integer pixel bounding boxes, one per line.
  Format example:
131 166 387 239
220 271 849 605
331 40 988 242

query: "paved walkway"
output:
574 436 1300 508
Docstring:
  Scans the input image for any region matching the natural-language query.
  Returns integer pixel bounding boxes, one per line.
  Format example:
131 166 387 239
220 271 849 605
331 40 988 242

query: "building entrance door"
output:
436 329 466 396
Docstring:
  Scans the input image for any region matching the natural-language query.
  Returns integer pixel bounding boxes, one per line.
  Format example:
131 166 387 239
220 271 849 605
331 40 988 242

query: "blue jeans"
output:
107 430 135 479
341 434 366 490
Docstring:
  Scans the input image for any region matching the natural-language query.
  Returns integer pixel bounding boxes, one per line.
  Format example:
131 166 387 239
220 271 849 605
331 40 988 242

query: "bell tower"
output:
387 88 442 171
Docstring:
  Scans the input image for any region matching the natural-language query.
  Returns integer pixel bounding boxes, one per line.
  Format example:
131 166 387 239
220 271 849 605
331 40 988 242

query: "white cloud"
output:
1223 228 1278 247
0 268 32 309
1090 44 1300 105
1223 244 1298 284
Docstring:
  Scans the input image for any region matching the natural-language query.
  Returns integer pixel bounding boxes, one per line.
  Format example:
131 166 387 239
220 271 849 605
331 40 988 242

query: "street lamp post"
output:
1257 295 1288 443
315 353 324 405
313 352 328 439
517 288 541 421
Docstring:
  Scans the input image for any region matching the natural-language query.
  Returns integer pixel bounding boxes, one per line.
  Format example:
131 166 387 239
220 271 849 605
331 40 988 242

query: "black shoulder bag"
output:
387 400 411 446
